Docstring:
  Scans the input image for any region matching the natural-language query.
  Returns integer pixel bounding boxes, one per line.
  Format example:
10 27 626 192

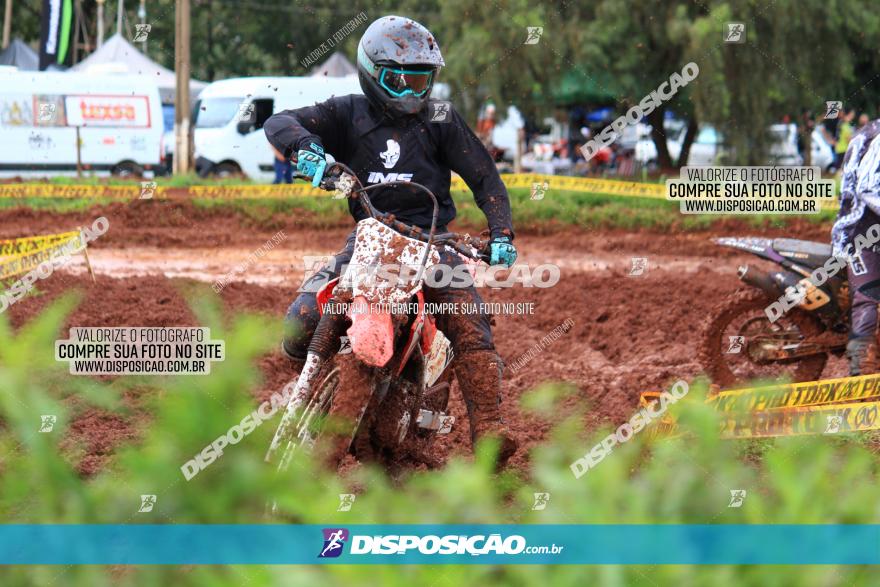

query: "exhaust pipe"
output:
738 264 783 299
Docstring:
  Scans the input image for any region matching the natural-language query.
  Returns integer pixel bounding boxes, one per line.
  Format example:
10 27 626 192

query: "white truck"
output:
0 68 164 177
192 76 363 181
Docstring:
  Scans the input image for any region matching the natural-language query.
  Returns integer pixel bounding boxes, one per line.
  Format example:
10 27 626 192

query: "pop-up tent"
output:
71 33 207 103
0 39 40 70
310 52 357 78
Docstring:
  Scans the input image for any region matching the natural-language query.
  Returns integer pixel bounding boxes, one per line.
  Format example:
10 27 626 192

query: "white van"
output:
767 123 835 171
193 76 363 181
0 69 164 177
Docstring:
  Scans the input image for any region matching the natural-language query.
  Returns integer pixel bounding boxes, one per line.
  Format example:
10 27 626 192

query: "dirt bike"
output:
699 236 850 387
264 163 490 473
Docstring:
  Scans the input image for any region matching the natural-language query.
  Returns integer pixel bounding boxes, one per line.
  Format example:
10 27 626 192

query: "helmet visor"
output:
378 67 434 98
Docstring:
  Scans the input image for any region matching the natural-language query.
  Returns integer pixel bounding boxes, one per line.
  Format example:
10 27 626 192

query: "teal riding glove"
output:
296 142 327 187
489 236 517 267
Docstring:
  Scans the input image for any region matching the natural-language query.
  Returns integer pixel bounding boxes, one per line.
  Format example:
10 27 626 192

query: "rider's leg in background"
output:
425 248 517 466
273 160 286 185
281 233 356 368
847 241 880 375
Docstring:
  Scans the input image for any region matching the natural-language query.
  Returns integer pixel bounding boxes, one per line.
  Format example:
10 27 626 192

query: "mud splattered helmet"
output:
357 15 445 117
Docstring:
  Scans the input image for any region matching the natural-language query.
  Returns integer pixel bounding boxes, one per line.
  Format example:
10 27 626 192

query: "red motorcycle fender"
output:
316 277 340 316
346 295 394 367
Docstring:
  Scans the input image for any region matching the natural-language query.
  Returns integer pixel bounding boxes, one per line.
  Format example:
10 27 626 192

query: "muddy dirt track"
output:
0 202 848 474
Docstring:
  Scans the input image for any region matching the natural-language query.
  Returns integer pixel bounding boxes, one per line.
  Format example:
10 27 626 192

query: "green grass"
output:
0 197 115 212
1 294 880 584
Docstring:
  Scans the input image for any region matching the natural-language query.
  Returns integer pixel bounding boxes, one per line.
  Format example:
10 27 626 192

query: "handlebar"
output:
292 171 341 192
292 167 489 263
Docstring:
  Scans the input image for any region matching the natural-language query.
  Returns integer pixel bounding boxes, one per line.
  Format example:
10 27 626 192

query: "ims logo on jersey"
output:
367 172 413 184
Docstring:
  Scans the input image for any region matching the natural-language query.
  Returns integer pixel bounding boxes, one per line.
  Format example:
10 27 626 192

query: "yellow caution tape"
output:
0 230 81 257
0 174 668 200
709 373 880 412
0 183 330 199
0 232 83 280
719 400 880 438
454 174 668 199
637 391 681 439
0 185 141 198
0 175 840 210
639 390 664 408
639 373 880 439
185 184 326 199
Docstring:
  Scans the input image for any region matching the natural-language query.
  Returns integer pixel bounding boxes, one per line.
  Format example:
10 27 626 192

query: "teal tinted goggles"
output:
378 66 434 98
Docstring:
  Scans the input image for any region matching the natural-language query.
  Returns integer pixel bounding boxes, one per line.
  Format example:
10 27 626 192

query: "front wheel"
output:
272 354 375 471
699 288 828 388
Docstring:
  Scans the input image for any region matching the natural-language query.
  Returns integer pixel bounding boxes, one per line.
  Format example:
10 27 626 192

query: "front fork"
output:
265 298 349 469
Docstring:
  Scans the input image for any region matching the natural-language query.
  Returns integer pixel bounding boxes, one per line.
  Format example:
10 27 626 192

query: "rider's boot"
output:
454 349 518 468
847 336 879 376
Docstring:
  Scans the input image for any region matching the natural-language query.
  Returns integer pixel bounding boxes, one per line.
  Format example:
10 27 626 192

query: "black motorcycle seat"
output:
772 238 832 267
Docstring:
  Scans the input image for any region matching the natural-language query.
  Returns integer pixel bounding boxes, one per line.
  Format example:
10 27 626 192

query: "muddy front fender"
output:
347 295 395 367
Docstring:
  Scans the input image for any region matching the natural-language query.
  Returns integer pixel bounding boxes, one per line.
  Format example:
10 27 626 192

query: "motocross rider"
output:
831 119 880 375
264 15 518 464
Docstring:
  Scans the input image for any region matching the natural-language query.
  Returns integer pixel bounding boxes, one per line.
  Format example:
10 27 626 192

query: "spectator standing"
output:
835 108 856 170
272 144 293 184
476 102 497 147
797 109 816 161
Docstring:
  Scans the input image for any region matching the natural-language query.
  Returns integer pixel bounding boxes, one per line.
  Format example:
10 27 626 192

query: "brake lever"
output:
292 171 341 193
332 173 357 199
292 171 318 184
445 237 489 264
461 235 488 262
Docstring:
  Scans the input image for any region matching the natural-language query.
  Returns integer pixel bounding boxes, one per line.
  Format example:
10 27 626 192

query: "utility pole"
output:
72 0 80 62
2 0 12 49
137 0 146 53
174 0 192 174
116 0 123 37
72 0 93 64
96 0 105 47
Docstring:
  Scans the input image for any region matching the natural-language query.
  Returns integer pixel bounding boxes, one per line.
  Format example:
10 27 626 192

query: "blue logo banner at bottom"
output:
1 525 879 565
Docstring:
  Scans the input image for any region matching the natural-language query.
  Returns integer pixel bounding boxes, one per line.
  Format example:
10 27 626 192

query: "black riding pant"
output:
848 221 880 340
